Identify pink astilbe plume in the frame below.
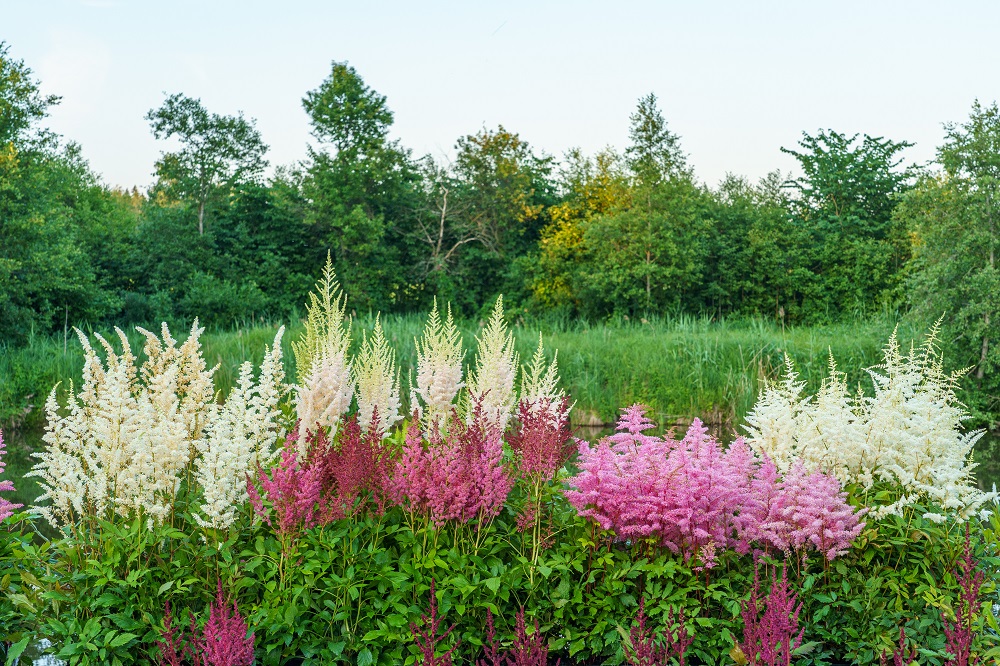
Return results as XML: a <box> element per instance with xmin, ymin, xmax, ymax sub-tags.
<box><xmin>411</xmin><ymin>579</ymin><xmax>459</xmax><ymax>666</ymax></box>
<box><xmin>312</xmin><ymin>411</ymin><xmax>394</xmax><ymax>520</ymax></box>
<box><xmin>391</xmin><ymin>406</ymin><xmax>513</xmax><ymax>526</ymax></box>
<box><xmin>246</xmin><ymin>426</ymin><xmax>323</xmax><ymax>537</ymax></box>
<box><xmin>623</xmin><ymin>597</ymin><xmax>694</xmax><ymax>666</ymax></box>
<box><xmin>566</xmin><ymin>406</ymin><xmax>866</xmax><ymax>562</ymax></box>
<box><xmin>880</xmin><ymin>627</ymin><xmax>917</xmax><ymax>666</ymax></box>
<box><xmin>565</xmin><ymin>411</ymin><xmax>753</xmax><ymax>561</ymax></box>
<box><xmin>942</xmin><ymin>526</ymin><xmax>984</xmax><ymax>666</ymax></box>
<box><xmin>509</xmin><ymin>397</ymin><xmax>574</xmax><ymax>481</ymax></box>
<box><xmin>478</xmin><ymin>608</ymin><xmax>559</xmax><ymax>666</ymax></box>
<box><xmin>747</xmin><ymin>458</ymin><xmax>866</xmax><ymax>561</ymax></box>
<box><xmin>0</xmin><ymin>431</ymin><xmax>23</xmax><ymax>522</ymax></box>
<box><xmin>190</xmin><ymin>580</ymin><xmax>255</xmax><ymax>666</ymax></box>
<box><xmin>158</xmin><ymin>582</ymin><xmax>255</xmax><ymax>666</ymax></box>
<box><xmin>155</xmin><ymin>602</ymin><xmax>188</xmax><ymax>666</ymax></box>
<box><xmin>739</xmin><ymin>565</ymin><xmax>803</xmax><ymax>666</ymax></box>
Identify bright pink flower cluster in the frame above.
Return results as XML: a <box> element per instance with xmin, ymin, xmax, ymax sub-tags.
<box><xmin>157</xmin><ymin>581</ymin><xmax>255</xmax><ymax>666</ymax></box>
<box><xmin>565</xmin><ymin>405</ymin><xmax>864</xmax><ymax>562</ymax></box>
<box><xmin>247</xmin><ymin>427</ymin><xmax>323</xmax><ymax>537</ymax></box>
<box><xmin>747</xmin><ymin>458</ymin><xmax>866</xmax><ymax>560</ymax></box>
<box><xmin>0</xmin><ymin>431</ymin><xmax>23</xmax><ymax>522</ymax></box>
<box><xmin>0</xmin><ymin>432</ymin><xmax>24</xmax><ymax>523</ymax></box>
<box><xmin>390</xmin><ymin>407</ymin><xmax>513</xmax><ymax>526</ymax></box>
<box><xmin>508</xmin><ymin>398</ymin><xmax>574</xmax><ymax>481</ymax></box>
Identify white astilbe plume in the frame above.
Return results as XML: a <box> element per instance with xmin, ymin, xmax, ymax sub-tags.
<box><xmin>519</xmin><ymin>333</ymin><xmax>569</xmax><ymax>425</ymax></box>
<box><xmin>30</xmin><ymin>327</ymin><xmax>199</xmax><ymax>529</ymax></box>
<box><xmin>412</xmin><ymin>298</ymin><xmax>465</xmax><ymax>426</ymax></box>
<box><xmin>744</xmin><ymin>322</ymin><xmax>994</xmax><ymax>521</ymax></box>
<box><xmin>467</xmin><ymin>296</ymin><xmax>519</xmax><ymax>432</ymax></box>
<box><xmin>354</xmin><ymin>315</ymin><xmax>401</xmax><ymax>436</ymax></box>
<box><xmin>195</xmin><ymin>327</ymin><xmax>286</xmax><ymax>530</ymax></box>
<box><xmin>293</xmin><ymin>254</ymin><xmax>353</xmax><ymax>445</ymax></box>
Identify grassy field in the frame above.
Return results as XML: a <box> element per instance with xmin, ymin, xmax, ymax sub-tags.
<box><xmin>0</xmin><ymin>313</ymin><xmax>958</xmax><ymax>508</ymax></box>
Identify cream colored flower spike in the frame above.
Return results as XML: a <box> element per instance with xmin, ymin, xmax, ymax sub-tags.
<box><xmin>467</xmin><ymin>295</ymin><xmax>519</xmax><ymax>432</ymax></box>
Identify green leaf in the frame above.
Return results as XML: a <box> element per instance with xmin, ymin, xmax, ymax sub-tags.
<box><xmin>158</xmin><ymin>581</ymin><xmax>174</xmax><ymax>595</ymax></box>
<box><xmin>357</xmin><ymin>648</ymin><xmax>373</xmax><ymax>666</ymax></box>
<box><xmin>5</xmin><ymin>636</ymin><xmax>30</xmax><ymax>666</ymax></box>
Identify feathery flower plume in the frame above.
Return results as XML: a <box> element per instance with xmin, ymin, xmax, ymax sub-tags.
<box><xmin>623</xmin><ymin>597</ymin><xmax>693</xmax><ymax>666</ymax></box>
<box><xmin>411</xmin><ymin>579</ymin><xmax>458</xmax><ymax>666</ymax></box>
<box><xmin>293</xmin><ymin>253</ymin><xmax>353</xmax><ymax>444</ymax></box>
<box><xmin>478</xmin><ymin>607</ymin><xmax>557</xmax><ymax>666</ymax></box>
<box><xmin>942</xmin><ymin>526</ymin><xmax>984</xmax><ymax>666</ymax></box>
<box><xmin>467</xmin><ymin>296</ymin><xmax>519</xmax><ymax>432</ymax></box>
<box><xmin>391</xmin><ymin>406</ymin><xmax>513</xmax><ymax>526</ymax></box>
<box><xmin>519</xmin><ymin>333</ymin><xmax>568</xmax><ymax>426</ymax></box>
<box><xmin>412</xmin><ymin>299</ymin><xmax>465</xmax><ymax>428</ymax></box>
<box><xmin>195</xmin><ymin>328</ymin><xmax>286</xmax><ymax>530</ymax></box>
<box><xmin>30</xmin><ymin>326</ymin><xmax>198</xmax><ymax>528</ymax></box>
<box><xmin>191</xmin><ymin>580</ymin><xmax>256</xmax><ymax>666</ymax></box>
<box><xmin>509</xmin><ymin>397</ymin><xmax>573</xmax><ymax>481</ymax></box>
<box><xmin>246</xmin><ymin>427</ymin><xmax>323</xmax><ymax>538</ymax></box>
<box><xmin>566</xmin><ymin>406</ymin><xmax>864</xmax><ymax>562</ymax></box>
<box><xmin>739</xmin><ymin>565</ymin><xmax>803</xmax><ymax>666</ymax></box>
<box><xmin>155</xmin><ymin>602</ymin><xmax>188</xmax><ymax>666</ymax></box>
<box><xmin>0</xmin><ymin>431</ymin><xmax>23</xmax><ymax>522</ymax></box>
<box><xmin>880</xmin><ymin>627</ymin><xmax>917</xmax><ymax>666</ymax></box>
<box><xmin>311</xmin><ymin>412</ymin><xmax>394</xmax><ymax>520</ymax></box>
<box><xmin>744</xmin><ymin>323</ymin><xmax>994</xmax><ymax>519</ymax></box>
<box><xmin>354</xmin><ymin>315</ymin><xmax>402</xmax><ymax>436</ymax></box>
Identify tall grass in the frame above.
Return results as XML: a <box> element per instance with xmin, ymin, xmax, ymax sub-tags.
<box><xmin>1</xmin><ymin>313</ymin><xmax>931</xmax><ymax>507</ymax></box>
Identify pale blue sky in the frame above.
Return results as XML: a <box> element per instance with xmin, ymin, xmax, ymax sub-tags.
<box><xmin>4</xmin><ymin>1</ymin><xmax>999</xmax><ymax>189</ymax></box>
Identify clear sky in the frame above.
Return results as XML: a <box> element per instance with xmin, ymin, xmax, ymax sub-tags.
<box><xmin>4</xmin><ymin>0</ymin><xmax>999</xmax><ymax>190</ymax></box>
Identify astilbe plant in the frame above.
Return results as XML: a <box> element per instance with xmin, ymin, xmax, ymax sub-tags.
<box><xmin>0</xmin><ymin>431</ymin><xmax>23</xmax><ymax>522</ymax></box>
<box><xmin>411</xmin><ymin>579</ymin><xmax>458</xmax><ymax>666</ymax></box>
<box><xmin>739</xmin><ymin>565</ymin><xmax>803</xmax><ymax>666</ymax></box>
<box><xmin>880</xmin><ymin>627</ymin><xmax>917</xmax><ymax>666</ymax></box>
<box><xmin>747</xmin><ymin>458</ymin><xmax>866</xmax><ymax>561</ymax></box>
<box><xmin>942</xmin><ymin>526</ymin><xmax>984</xmax><ymax>666</ymax></box>
<box><xmin>744</xmin><ymin>324</ymin><xmax>995</xmax><ymax>520</ymax></box>
<box><xmin>566</xmin><ymin>405</ymin><xmax>865</xmax><ymax>564</ymax></box>
<box><xmin>411</xmin><ymin>298</ymin><xmax>465</xmax><ymax>429</ymax></box>
<box><xmin>479</xmin><ymin>607</ymin><xmax>559</xmax><ymax>666</ymax></box>
<box><xmin>390</xmin><ymin>405</ymin><xmax>513</xmax><ymax>528</ymax></box>
<box><xmin>354</xmin><ymin>315</ymin><xmax>402</xmax><ymax>436</ymax></box>
<box><xmin>157</xmin><ymin>581</ymin><xmax>255</xmax><ymax>666</ymax></box>
<box><xmin>293</xmin><ymin>254</ymin><xmax>354</xmax><ymax>446</ymax></box>
<box><xmin>246</xmin><ymin>426</ymin><xmax>323</xmax><ymax>538</ymax></box>
<box><xmin>311</xmin><ymin>411</ymin><xmax>394</xmax><ymax>519</ymax></box>
<box><xmin>466</xmin><ymin>296</ymin><xmax>519</xmax><ymax>432</ymax></box>
<box><xmin>509</xmin><ymin>396</ymin><xmax>574</xmax><ymax>561</ymax></box>
<box><xmin>623</xmin><ymin>597</ymin><xmax>693</xmax><ymax>666</ymax></box>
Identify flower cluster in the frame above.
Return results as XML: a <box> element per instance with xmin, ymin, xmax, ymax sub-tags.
<box><xmin>623</xmin><ymin>597</ymin><xmax>692</xmax><ymax>666</ymax></box>
<box><xmin>157</xmin><ymin>581</ymin><xmax>254</xmax><ymax>666</ymax></box>
<box><xmin>411</xmin><ymin>299</ymin><xmax>465</xmax><ymax>428</ymax></box>
<box><xmin>293</xmin><ymin>255</ymin><xmax>354</xmax><ymax>444</ymax></box>
<box><xmin>390</xmin><ymin>406</ymin><xmax>513</xmax><ymax>526</ymax></box>
<box><xmin>30</xmin><ymin>322</ymin><xmax>285</xmax><ymax>531</ymax></box>
<box><xmin>739</xmin><ymin>565</ymin><xmax>804</xmax><ymax>666</ymax></box>
<box><xmin>312</xmin><ymin>412</ymin><xmax>394</xmax><ymax>519</ymax></box>
<box><xmin>479</xmin><ymin>607</ymin><xmax>557</xmax><ymax>666</ymax></box>
<box><xmin>247</xmin><ymin>427</ymin><xmax>323</xmax><ymax>538</ymax></box>
<box><xmin>466</xmin><ymin>296</ymin><xmax>519</xmax><ymax>432</ymax></box>
<box><xmin>565</xmin><ymin>405</ymin><xmax>864</xmax><ymax>562</ymax></box>
<box><xmin>508</xmin><ymin>397</ymin><xmax>573</xmax><ymax>482</ymax></box>
<box><xmin>744</xmin><ymin>325</ymin><xmax>995</xmax><ymax>520</ymax></box>
<box><xmin>0</xmin><ymin>431</ymin><xmax>23</xmax><ymax>522</ymax></box>
<box><xmin>354</xmin><ymin>316</ymin><xmax>402</xmax><ymax>437</ymax></box>
<box><xmin>194</xmin><ymin>328</ymin><xmax>286</xmax><ymax>530</ymax></box>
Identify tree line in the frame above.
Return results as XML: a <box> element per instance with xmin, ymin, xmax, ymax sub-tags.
<box><xmin>0</xmin><ymin>41</ymin><xmax>996</xmax><ymax>430</ymax></box>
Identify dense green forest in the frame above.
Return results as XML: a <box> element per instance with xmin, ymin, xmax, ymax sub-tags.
<box><xmin>1</xmin><ymin>40</ymin><xmax>998</xmax><ymax>438</ymax></box>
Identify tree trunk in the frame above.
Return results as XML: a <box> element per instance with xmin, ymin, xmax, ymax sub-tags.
<box><xmin>198</xmin><ymin>199</ymin><xmax>205</xmax><ymax>235</ymax></box>
<box><xmin>979</xmin><ymin>313</ymin><xmax>990</xmax><ymax>380</ymax></box>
